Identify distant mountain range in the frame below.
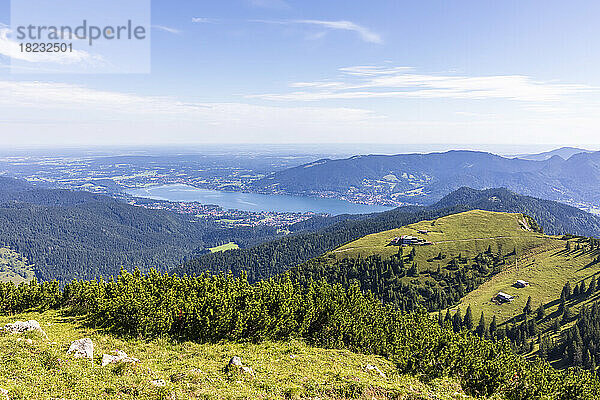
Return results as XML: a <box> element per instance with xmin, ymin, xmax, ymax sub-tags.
<box><xmin>252</xmin><ymin>150</ymin><xmax>600</xmax><ymax>210</ymax></box>
<box><xmin>513</xmin><ymin>146</ymin><xmax>595</xmax><ymax>161</ymax></box>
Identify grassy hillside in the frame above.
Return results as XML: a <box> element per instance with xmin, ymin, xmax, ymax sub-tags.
<box><xmin>321</xmin><ymin>210</ymin><xmax>600</xmax><ymax>324</ymax></box>
<box><xmin>0</xmin><ymin>247</ymin><xmax>34</xmax><ymax>284</ymax></box>
<box><xmin>457</xmin><ymin>238</ymin><xmax>600</xmax><ymax>325</ymax></box>
<box><xmin>332</xmin><ymin>210</ymin><xmax>555</xmax><ymax>274</ymax></box>
<box><xmin>0</xmin><ymin>310</ymin><xmax>474</xmax><ymax>400</ymax></box>
<box><xmin>209</xmin><ymin>241</ymin><xmax>239</xmax><ymax>253</ymax></box>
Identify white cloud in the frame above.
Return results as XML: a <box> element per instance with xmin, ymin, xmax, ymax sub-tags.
<box><xmin>250</xmin><ymin>65</ymin><xmax>596</xmax><ymax>102</ymax></box>
<box><xmin>252</xmin><ymin>19</ymin><xmax>382</xmax><ymax>44</ymax></box>
<box><xmin>0</xmin><ymin>80</ymin><xmax>381</xmax><ymax>145</ymax></box>
<box><xmin>247</xmin><ymin>0</ymin><xmax>291</xmax><ymax>10</ymax></box>
<box><xmin>152</xmin><ymin>25</ymin><xmax>182</xmax><ymax>35</ymax></box>
<box><xmin>294</xmin><ymin>20</ymin><xmax>382</xmax><ymax>44</ymax></box>
<box><xmin>191</xmin><ymin>18</ymin><xmax>214</xmax><ymax>24</ymax></box>
<box><xmin>0</xmin><ymin>24</ymin><xmax>102</xmax><ymax>65</ymax></box>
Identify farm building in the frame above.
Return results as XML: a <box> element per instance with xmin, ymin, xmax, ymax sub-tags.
<box><xmin>514</xmin><ymin>280</ymin><xmax>529</xmax><ymax>288</ymax></box>
<box><xmin>495</xmin><ymin>292</ymin><xmax>515</xmax><ymax>303</ymax></box>
<box><xmin>390</xmin><ymin>235</ymin><xmax>431</xmax><ymax>246</ymax></box>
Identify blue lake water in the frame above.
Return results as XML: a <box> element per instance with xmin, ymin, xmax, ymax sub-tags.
<box><xmin>126</xmin><ymin>184</ymin><xmax>393</xmax><ymax>215</ymax></box>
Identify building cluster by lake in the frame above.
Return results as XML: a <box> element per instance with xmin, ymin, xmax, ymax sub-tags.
<box><xmin>128</xmin><ymin>198</ymin><xmax>325</xmax><ymax>228</ymax></box>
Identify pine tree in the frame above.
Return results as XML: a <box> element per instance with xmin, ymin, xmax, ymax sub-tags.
<box><xmin>523</xmin><ymin>296</ymin><xmax>533</xmax><ymax>316</ymax></box>
<box><xmin>489</xmin><ymin>315</ymin><xmax>497</xmax><ymax>336</ymax></box>
<box><xmin>464</xmin><ymin>305</ymin><xmax>474</xmax><ymax>330</ymax></box>
<box><xmin>536</xmin><ymin>304</ymin><xmax>546</xmax><ymax>320</ymax></box>
<box><xmin>553</xmin><ymin>319</ymin><xmax>561</xmax><ymax>333</ymax></box>
<box><xmin>409</xmin><ymin>262</ymin><xmax>419</xmax><ymax>277</ymax></box>
<box><xmin>444</xmin><ymin>308</ymin><xmax>452</xmax><ymax>325</ymax></box>
<box><xmin>588</xmin><ymin>276</ymin><xmax>597</xmax><ymax>296</ymax></box>
<box><xmin>452</xmin><ymin>308</ymin><xmax>462</xmax><ymax>333</ymax></box>
<box><xmin>562</xmin><ymin>306</ymin><xmax>573</xmax><ymax>323</ymax></box>
<box><xmin>562</xmin><ymin>282</ymin><xmax>572</xmax><ymax>299</ymax></box>
<box><xmin>475</xmin><ymin>312</ymin><xmax>486</xmax><ymax>337</ymax></box>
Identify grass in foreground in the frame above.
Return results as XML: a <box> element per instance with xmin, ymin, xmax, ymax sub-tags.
<box><xmin>0</xmin><ymin>310</ymin><xmax>476</xmax><ymax>400</ymax></box>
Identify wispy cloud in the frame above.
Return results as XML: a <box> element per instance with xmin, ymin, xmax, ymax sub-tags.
<box><xmin>191</xmin><ymin>18</ymin><xmax>216</xmax><ymax>24</ymax></box>
<box><xmin>0</xmin><ymin>23</ymin><xmax>101</xmax><ymax>65</ymax></box>
<box><xmin>295</xmin><ymin>20</ymin><xmax>382</xmax><ymax>44</ymax></box>
<box><xmin>252</xmin><ymin>19</ymin><xmax>382</xmax><ymax>44</ymax></box>
<box><xmin>152</xmin><ymin>25</ymin><xmax>182</xmax><ymax>35</ymax></box>
<box><xmin>249</xmin><ymin>65</ymin><xmax>596</xmax><ymax>102</ymax></box>
<box><xmin>247</xmin><ymin>0</ymin><xmax>291</xmax><ymax>10</ymax></box>
<box><xmin>0</xmin><ymin>79</ymin><xmax>378</xmax><ymax>126</ymax></box>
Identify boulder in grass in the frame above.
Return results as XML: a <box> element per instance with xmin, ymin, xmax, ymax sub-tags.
<box><xmin>67</xmin><ymin>338</ymin><xmax>94</xmax><ymax>359</ymax></box>
<box><xmin>229</xmin><ymin>356</ymin><xmax>242</xmax><ymax>366</ymax></box>
<box><xmin>227</xmin><ymin>356</ymin><xmax>254</xmax><ymax>376</ymax></box>
<box><xmin>4</xmin><ymin>320</ymin><xmax>47</xmax><ymax>338</ymax></box>
<box><xmin>365</xmin><ymin>364</ymin><xmax>386</xmax><ymax>378</ymax></box>
<box><xmin>101</xmin><ymin>350</ymin><xmax>139</xmax><ymax>367</ymax></box>
<box><xmin>150</xmin><ymin>379</ymin><xmax>166</xmax><ymax>387</ymax></box>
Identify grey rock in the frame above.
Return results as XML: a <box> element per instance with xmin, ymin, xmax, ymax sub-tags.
<box><xmin>67</xmin><ymin>338</ymin><xmax>94</xmax><ymax>359</ymax></box>
<box><xmin>365</xmin><ymin>364</ymin><xmax>386</xmax><ymax>378</ymax></box>
<box><xmin>150</xmin><ymin>379</ymin><xmax>166</xmax><ymax>387</ymax></box>
<box><xmin>229</xmin><ymin>356</ymin><xmax>243</xmax><ymax>366</ymax></box>
<box><xmin>101</xmin><ymin>350</ymin><xmax>139</xmax><ymax>367</ymax></box>
<box><xmin>4</xmin><ymin>320</ymin><xmax>47</xmax><ymax>338</ymax></box>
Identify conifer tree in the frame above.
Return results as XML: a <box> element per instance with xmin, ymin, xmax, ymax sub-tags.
<box><xmin>452</xmin><ymin>308</ymin><xmax>462</xmax><ymax>333</ymax></box>
<box><xmin>523</xmin><ymin>296</ymin><xmax>533</xmax><ymax>316</ymax></box>
<box><xmin>536</xmin><ymin>304</ymin><xmax>546</xmax><ymax>320</ymax></box>
<box><xmin>475</xmin><ymin>312</ymin><xmax>487</xmax><ymax>337</ymax></box>
<box><xmin>588</xmin><ymin>276</ymin><xmax>597</xmax><ymax>296</ymax></box>
<box><xmin>489</xmin><ymin>315</ymin><xmax>497</xmax><ymax>336</ymax></box>
<box><xmin>464</xmin><ymin>305</ymin><xmax>474</xmax><ymax>330</ymax></box>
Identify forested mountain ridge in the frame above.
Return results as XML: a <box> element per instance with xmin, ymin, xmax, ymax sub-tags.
<box><xmin>176</xmin><ymin>187</ymin><xmax>600</xmax><ymax>280</ymax></box>
<box><xmin>252</xmin><ymin>150</ymin><xmax>600</xmax><ymax>209</ymax></box>
<box><xmin>0</xmin><ymin>177</ymin><xmax>278</xmax><ymax>282</ymax></box>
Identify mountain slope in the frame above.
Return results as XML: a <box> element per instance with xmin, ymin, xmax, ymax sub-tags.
<box><xmin>290</xmin><ymin>210</ymin><xmax>565</xmax><ymax>312</ymax></box>
<box><xmin>432</xmin><ymin>187</ymin><xmax>600</xmax><ymax>236</ymax></box>
<box><xmin>0</xmin><ymin>310</ymin><xmax>472</xmax><ymax>400</ymax></box>
<box><xmin>252</xmin><ymin>150</ymin><xmax>600</xmax><ymax>209</ymax></box>
<box><xmin>177</xmin><ymin>187</ymin><xmax>600</xmax><ymax>281</ymax></box>
<box><xmin>0</xmin><ymin>177</ymin><xmax>278</xmax><ymax>282</ymax></box>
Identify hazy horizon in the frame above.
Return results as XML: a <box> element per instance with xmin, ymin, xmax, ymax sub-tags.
<box><xmin>2</xmin><ymin>1</ymin><xmax>600</xmax><ymax>147</ymax></box>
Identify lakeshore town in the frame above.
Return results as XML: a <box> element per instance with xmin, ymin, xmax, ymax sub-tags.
<box><xmin>128</xmin><ymin>196</ymin><xmax>325</xmax><ymax>228</ymax></box>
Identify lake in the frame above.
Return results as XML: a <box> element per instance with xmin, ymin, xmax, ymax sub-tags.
<box><xmin>126</xmin><ymin>184</ymin><xmax>393</xmax><ymax>215</ymax></box>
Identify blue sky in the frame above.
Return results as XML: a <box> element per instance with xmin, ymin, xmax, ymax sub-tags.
<box><xmin>1</xmin><ymin>0</ymin><xmax>600</xmax><ymax>148</ymax></box>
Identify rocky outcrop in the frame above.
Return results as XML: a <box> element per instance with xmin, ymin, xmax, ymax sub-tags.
<box><xmin>3</xmin><ymin>320</ymin><xmax>47</xmax><ymax>338</ymax></box>
<box><xmin>365</xmin><ymin>363</ymin><xmax>386</xmax><ymax>378</ymax></box>
<box><xmin>101</xmin><ymin>350</ymin><xmax>139</xmax><ymax>367</ymax></box>
<box><xmin>67</xmin><ymin>338</ymin><xmax>94</xmax><ymax>359</ymax></box>
<box><xmin>227</xmin><ymin>356</ymin><xmax>254</xmax><ymax>375</ymax></box>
